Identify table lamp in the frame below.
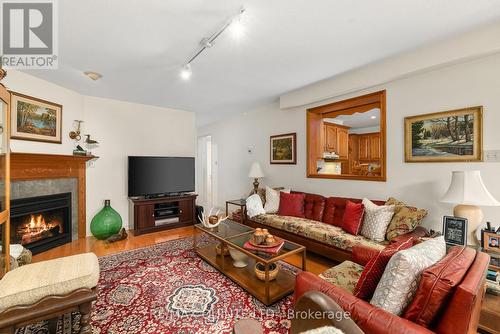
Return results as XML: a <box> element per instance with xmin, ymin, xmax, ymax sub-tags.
<box><xmin>248</xmin><ymin>162</ymin><xmax>264</xmax><ymax>194</ymax></box>
<box><xmin>441</xmin><ymin>170</ymin><xmax>500</xmax><ymax>245</ymax></box>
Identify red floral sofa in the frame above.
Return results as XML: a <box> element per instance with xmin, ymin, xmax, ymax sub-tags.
<box><xmin>244</xmin><ymin>191</ymin><xmax>428</xmax><ymax>262</ymax></box>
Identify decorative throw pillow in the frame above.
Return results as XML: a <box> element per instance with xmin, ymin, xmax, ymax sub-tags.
<box><xmin>248</xmin><ymin>187</ymin><xmax>285</xmax><ymax>207</ymax></box>
<box><xmin>245</xmin><ymin>194</ymin><xmax>266</xmax><ymax>218</ymax></box>
<box><xmin>370</xmin><ymin>236</ymin><xmax>446</xmax><ymax>315</ymax></box>
<box><xmin>385</xmin><ymin>197</ymin><xmax>428</xmax><ymax>241</ymax></box>
<box><xmin>278</xmin><ymin>192</ymin><xmax>306</xmax><ymax>218</ymax></box>
<box><xmin>341</xmin><ymin>201</ymin><xmax>365</xmax><ymax>235</ymax></box>
<box><xmin>354</xmin><ymin>237</ymin><xmax>415</xmax><ymax>300</ymax></box>
<box><xmin>248</xmin><ymin>188</ymin><xmax>267</xmax><ymax>206</ymax></box>
<box><xmin>403</xmin><ymin>246</ymin><xmax>475</xmax><ymax>327</ymax></box>
<box><xmin>263</xmin><ymin>186</ymin><xmax>290</xmax><ymax>213</ymax></box>
<box><xmin>360</xmin><ymin>198</ymin><xmax>395</xmax><ymax>242</ymax></box>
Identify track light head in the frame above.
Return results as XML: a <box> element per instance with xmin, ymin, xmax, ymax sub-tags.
<box><xmin>180</xmin><ymin>64</ymin><xmax>192</xmax><ymax>80</ymax></box>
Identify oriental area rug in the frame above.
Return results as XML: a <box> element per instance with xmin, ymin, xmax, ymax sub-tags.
<box><xmin>16</xmin><ymin>237</ymin><xmax>296</xmax><ymax>334</ymax></box>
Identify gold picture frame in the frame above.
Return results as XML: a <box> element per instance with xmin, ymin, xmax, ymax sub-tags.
<box><xmin>10</xmin><ymin>92</ymin><xmax>63</xmax><ymax>144</ymax></box>
<box><xmin>404</xmin><ymin>106</ymin><xmax>482</xmax><ymax>162</ymax></box>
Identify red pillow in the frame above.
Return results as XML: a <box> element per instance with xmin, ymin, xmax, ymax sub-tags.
<box><xmin>341</xmin><ymin>201</ymin><xmax>364</xmax><ymax>235</ymax></box>
<box><xmin>278</xmin><ymin>192</ymin><xmax>305</xmax><ymax>218</ymax></box>
<box><xmin>353</xmin><ymin>237</ymin><xmax>415</xmax><ymax>300</ymax></box>
<box><xmin>403</xmin><ymin>246</ymin><xmax>476</xmax><ymax>327</ymax></box>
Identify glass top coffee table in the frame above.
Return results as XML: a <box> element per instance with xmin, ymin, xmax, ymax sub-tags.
<box><xmin>194</xmin><ymin>219</ymin><xmax>306</xmax><ymax>306</ymax></box>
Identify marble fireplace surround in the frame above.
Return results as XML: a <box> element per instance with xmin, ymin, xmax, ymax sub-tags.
<box><xmin>11</xmin><ymin>153</ymin><xmax>95</xmax><ymax>239</ymax></box>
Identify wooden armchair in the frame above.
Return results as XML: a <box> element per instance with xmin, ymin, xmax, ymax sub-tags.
<box><xmin>0</xmin><ymin>253</ymin><xmax>99</xmax><ymax>334</ymax></box>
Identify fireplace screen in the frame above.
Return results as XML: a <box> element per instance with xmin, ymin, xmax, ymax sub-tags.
<box><xmin>9</xmin><ymin>193</ymin><xmax>72</xmax><ymax>254</ymax></box>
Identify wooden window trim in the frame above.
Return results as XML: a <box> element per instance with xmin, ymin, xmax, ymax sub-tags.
<box><xmin>306</xmin><ymin>90</ymin><xmax>387</xmax><ymax>182</ymax></box>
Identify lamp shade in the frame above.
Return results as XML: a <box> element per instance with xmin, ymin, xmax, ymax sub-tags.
<box><xmin>440</xmin><ymin>171</ymin><xmax>500</xmax><ymax>206</ymax></box>
<box><xmin>248</xmin><ymin>162</ymin><xmax>264</xmax><ymax>178</ymax></box>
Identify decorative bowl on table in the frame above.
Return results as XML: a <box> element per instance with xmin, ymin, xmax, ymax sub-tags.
<box><xmin>249</xmin><ymin>228</ymin><xmax>282</xmax><ymax>248</ymax></box>
<box><xmin>228</xmin><ymin>247</ymin><xmax>249</xmax><ymax>268</ymax></box>
<box><xmin>255</xmin><ymin>262</ymin><xmax>279</xmax><ymax>281</ymax></box>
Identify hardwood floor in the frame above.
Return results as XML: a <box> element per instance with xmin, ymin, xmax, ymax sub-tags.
<box><xmin>33</xmin><ymin>226</ymin><xmax>336</xmax><ymax>275</ymax></box>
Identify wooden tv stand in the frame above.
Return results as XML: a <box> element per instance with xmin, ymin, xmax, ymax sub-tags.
<box><xmin>129</xmin><ymin>194</ymin><xmax>197</xmax><ymax>235</ymax></box>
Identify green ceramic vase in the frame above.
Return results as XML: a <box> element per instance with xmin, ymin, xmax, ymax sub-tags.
<box><xmin>90</xmin><ymin>200</ymin><xmax>122</xmax><ymax>240</ymax></box>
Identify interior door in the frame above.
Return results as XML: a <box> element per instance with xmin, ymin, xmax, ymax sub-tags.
<box><xmin>0</xmin><ymin>82</ymin><xmax>10</xmax><ymax>276</ymax></box>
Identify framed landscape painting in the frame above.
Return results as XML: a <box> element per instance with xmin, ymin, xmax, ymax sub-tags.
<box><xmin>404</xmin><ymin>106</ymin><xmax>482</xmax><ymax>162</ymax></box>
<box><xmin>270</xmin><ymin>133</ymin><xmax>296</xmax><ymax>164</ymax></box>
<box><xmin>10</xmin><ymin>92</ymin><xmax>62</xmax><ymax>143</ymax></box>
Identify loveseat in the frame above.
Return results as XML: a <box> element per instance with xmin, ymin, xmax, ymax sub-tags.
<box><xmin>294</xmin><ymin>245</ymin><xmax>490</xmax><ymax>334</ymax></box>
<box><xmin>244</xmin><ymin>191</ymin><xmax>428</xmax><ymax>262</ymax></box>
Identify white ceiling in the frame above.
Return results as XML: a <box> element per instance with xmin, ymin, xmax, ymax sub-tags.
<box><xmin>325</xmin><ymin>108</ymin><xmax>380</xmax><ymax>129</ymax></box>
<box><xmin>24</xmin><ymin>0</ymin><xmax>500</xmax><ymax>126</ymax></box>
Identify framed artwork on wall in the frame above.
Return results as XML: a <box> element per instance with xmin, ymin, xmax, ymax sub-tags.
<box><xmin>10</xmin><ymin>92</ymin><xmax>62</xmax><ymax>144</ymax></box>
<box><xmin>442</xmin><ymin>216</ymin><xmax>467</xmax><ymax>246</ymax></box>
<box><xmin>404</xmin><ymin>106</ymin><xmax>482</xmax><ymax>162</ymax></box>
<box><xmin>270</xmin><ymin>133</ymin><xmax>296</xmax><ymax>164</ymax></box>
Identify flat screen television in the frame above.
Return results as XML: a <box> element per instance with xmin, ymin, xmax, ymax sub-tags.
<box><xmin>128</xmin><ymin>156</ymin><xmax>195</xmax><ymax>197</ymax></box>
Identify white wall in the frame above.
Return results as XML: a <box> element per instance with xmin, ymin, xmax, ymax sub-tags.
<box><xmin>4</xmin><ymin>71</ymin><xmax>195</xmax><ymax>235</ymax></box>
<box><xmin>84</xmin><ymin>96</ymin><xmax>195</xmax><ymax>231</ymax></box>
<box><xmin>198</xmin><ymin>53</ymin><xmax>500</xmax><ymax>231</ymax></box>
<box><xmin>5</xmin><ymin>71</ymin><xmax>84</xmax><ymax>154</ymax></box>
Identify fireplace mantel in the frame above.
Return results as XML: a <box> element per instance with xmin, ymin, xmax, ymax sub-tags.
<box><xmin>11</xmin><ymin>152</ymin><xmax>97</xmax><ymax>238</ymax></box>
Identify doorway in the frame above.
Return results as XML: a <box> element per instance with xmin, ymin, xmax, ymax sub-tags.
<box><xmin>197</xmin><ymin>135</ymin><xmax>217</xmax><ymax>211</ymax></box>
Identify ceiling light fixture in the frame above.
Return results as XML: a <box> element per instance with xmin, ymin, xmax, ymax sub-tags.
<box><xmin>180</xmin><ymin>64</ymin><xmax>192</xmax><ymax>80</ymax></box>
<box><xmin>84</xmin><ymin>71</ymin><xmax>102</xmax><ymax>81</ymax></box>
<box><xmin>370</xmin><ymin>115</ymin><xmax>377</xmax><ymax>119</ymax></box>
<box><xmin>179</xmin><ymin>7</ymin><xmax>246</xmax><ymax>80</ymax></box>
<box><xmin>228</xmin><ymin>14</ymin><xmax>245</xmax><ymax>40</ymax></box>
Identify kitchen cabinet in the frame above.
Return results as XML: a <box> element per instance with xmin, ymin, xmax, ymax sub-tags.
<box><xmin>324</xmin><ymin>124</ymin><xmax>337</xmax><ymax>151</ymax></box>
<box><xmin>369</xmin><ymin>133</ymin><xmax>381</xmax><ymax>160</ymax></box>
<box><xmin>358</xmin><ymin>132</ymin><xmax>381</xmax><ymax>162</ymax></box>
<box><xmin>323</xmin><ymin>123</ymin><xmax>349</xmax><ymax>160</ymax></box>
<box><xmin>336</xmin><ymin>127</ymin><xmax>349</xmax><ymax>160</ymax></box>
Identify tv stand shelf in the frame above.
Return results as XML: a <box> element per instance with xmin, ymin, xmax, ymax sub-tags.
<box><xmin>129</xmin><ymin>194</ymin><xmax>197</xmax><ymax>235</ymax></box>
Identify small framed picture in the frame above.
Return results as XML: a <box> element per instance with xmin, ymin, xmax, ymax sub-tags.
<box><xmin>270</xmin><ymin>133</ymin><xmax>296</xmax><ymax>164</ymax></box>
<box><xmin>483</xmin><ymin>232</ymin><xmax>500</xmax><ymax>253</ymax></box>
<box><xmin>443</xmin><ymin>216</ymin><xmax>468</xmax><ymax>246</ymax></box>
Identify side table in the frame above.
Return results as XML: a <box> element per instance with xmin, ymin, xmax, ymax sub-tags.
<box><xmin>225</xmin><ymin>199</ymin><xmax>246</xmax><ymax>224</ymax></box>
<box><xmin>479</xmin><ymin>292</ymin><xmax>500</xmax><ymax>334</ymax></box>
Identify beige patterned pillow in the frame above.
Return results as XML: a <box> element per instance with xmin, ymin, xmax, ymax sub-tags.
<box><xmin>247</xmin><ymin>187</ymin><xmax>284</xmax><ymax>206</ymax></box>
<box><xmin>360</xmin><ymin>198</ymin><xmax>395</xmax><ymax>242</ymax></box>
<box><xmin>385</xmin><ymin>198</ymin><xmax>428</xmax><ymax>241</ymax></box>
<box><xmin>263</xmin><ymin>186</ymin><xmax>290</xmax><ymax>214</ymax></box>
<box><xmin>370</xmin><ymin>236</ymin><xmax>446</xmax><ymax>315</ymax></box>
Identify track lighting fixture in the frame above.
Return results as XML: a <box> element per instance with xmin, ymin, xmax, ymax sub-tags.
<box><xmin>179</xmin><ymin>7</ymin><xmax>246</xmax><ymax>80</ymax></box>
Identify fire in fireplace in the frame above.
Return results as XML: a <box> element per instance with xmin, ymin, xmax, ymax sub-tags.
<box><xmin>17</xmin><ymin>213</ymin><xmax>64</xmax><ymax>245</ymax></box>
<box><xmin>9</xmin><ymin>193</ymin><xmax>72</xmax><ymax>255</ymax></box>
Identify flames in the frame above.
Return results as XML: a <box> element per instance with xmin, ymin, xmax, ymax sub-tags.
<box><xmin>29</xmin><ymin>214</ymin><xmax>46</xmax><ymax>230</ymax></box>
<box><xmin>18</xmin><ymin>214</ymin><xmax>62</xmax><ymax>245</ymax></box>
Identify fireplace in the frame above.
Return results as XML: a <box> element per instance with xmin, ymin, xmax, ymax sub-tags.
<box><xmin>10</xmin><ymin>193</ymin><xmax>72</xmax><ymax>254</ymax></box>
